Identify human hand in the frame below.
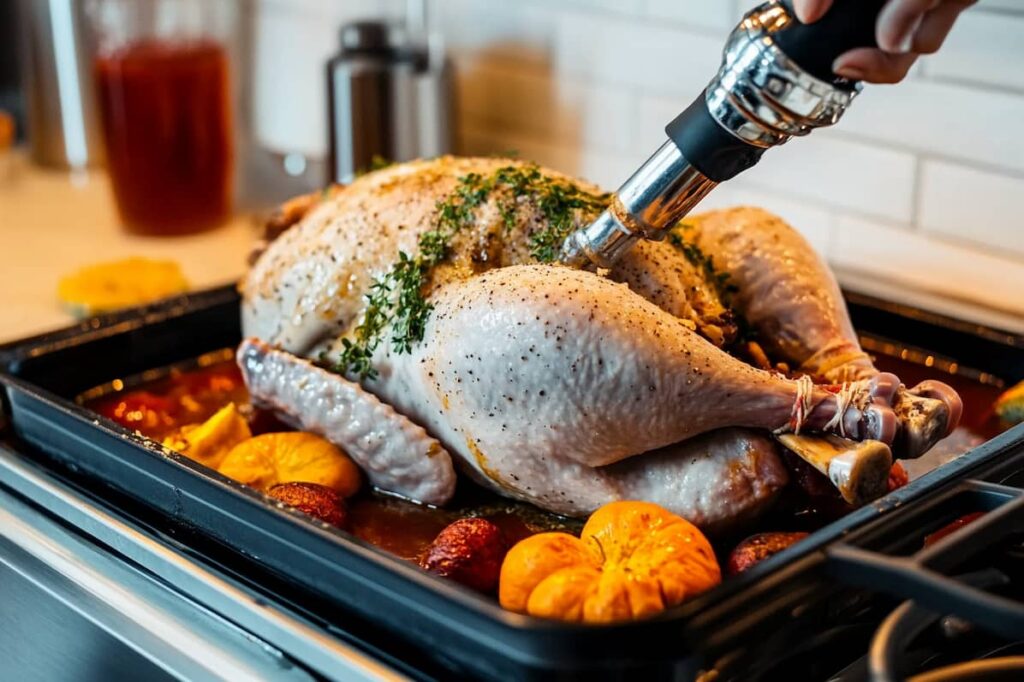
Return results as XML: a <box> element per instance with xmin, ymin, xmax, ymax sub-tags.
<box><xmin>791</xmin><ymin>0</ymin><xmax>977</xmax><ymax>83</ymax></box>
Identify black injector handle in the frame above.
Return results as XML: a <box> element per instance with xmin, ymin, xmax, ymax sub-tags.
<box><xmin>775</xmin><ymin>0</ymin><xmax>885</xmax><ymax>84</ymax></box>
<box><xmin>667</xmin><ymin>0</ymin><xmax>887</xmax><ymax>183</ymax></box>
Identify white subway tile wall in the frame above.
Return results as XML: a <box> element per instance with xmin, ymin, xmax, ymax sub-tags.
<box><xmin>740</xmin><ymin>132</ymin><xmax>918</xmax><ymax>224</ymax></box>
<box><xmin>253</xmin><ymin>0</ymin><xmax>405</xmax><ymax>155</ymax></box>
<box><xmin>924</xmin><ymin>9</ymin><xmax>1024</xmax><ymax>92</ymax></box>
<box><xmin>920</xmin><ymin>161</ymin><xmax>1024</xmax><ymax>259</ymax></box>
<box><xmin>832</xmin><ymin>214</ymin><xmax>1024</xmax><ymax>314</ymax></box>
<box><xmin>432</xmin><ymin>0</ymin><xmax>1024</xmax><ymax>320</ymax></box>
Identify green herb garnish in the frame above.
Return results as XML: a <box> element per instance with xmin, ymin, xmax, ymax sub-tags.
<box><xmin>667</xmin><ymin>227</ymin><xmax>753</xmax><ymax>345</ymax></box>
<box><xmin>667</xmin><ymin>231</ymin><xmax>737</xmax><ymax>298</ymax></box>
<box><xmin>332</xmin><ymin>163</ymin><xmax>609</xmax><ymax>378</ymax></box>
<box><xmin>487</xmin><ymin>164</ymin><xmax>610</xmax><ymax>262</ymax></box>
<box><xmin>370</xmin><ymin>155</ymin><xmax>393</xmax><ymax>171</ymax></box>
<box><xmin>352</xmin><ymin>155</ymin><xmax>395</xmax><ymax>179</ymax></box>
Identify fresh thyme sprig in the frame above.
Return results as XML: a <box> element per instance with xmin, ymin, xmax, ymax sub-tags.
<box><xmin>487</xmin><ymin>165</ymin><xmax>610</xmax><ymax>262</ymax></box>
<box><xmin>333</xmin><ymin>163</ymin><xmax>609</xmax><ymax>379</ymax></box>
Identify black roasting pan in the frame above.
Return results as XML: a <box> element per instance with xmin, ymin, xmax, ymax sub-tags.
<box><xmin>1</xmin><ymin>285</ymin><xmax>1022</xmax><ymax>680</ymax></box>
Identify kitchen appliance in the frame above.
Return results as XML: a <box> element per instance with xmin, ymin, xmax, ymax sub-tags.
<box><xmin>15</xmin><ymin>0</ymin><xmax>104</xmax><ymax>169</ymax></box>
<box><xmin>0</xmin><ymin>440</ymin><xmax>401</xmax><ymax>682</ymax></box>
<box><xmin>562</xmin><ymin>0</ymin><xmax>885</xmax><ymax>268</ymax></box>
<box><xmin>326</xmin><ymin>15</ymin><xmax>452</xmax><ymax>183</ymax></box>
<box><xmin>710</xmin><ymin>438</ymin><xmax>1024</xmax><ymax>681</ymax></box>
<box><xmin>2</xmin><ymin>286</ymin><xmax>1022</xmax><ymax>680</ymax></box>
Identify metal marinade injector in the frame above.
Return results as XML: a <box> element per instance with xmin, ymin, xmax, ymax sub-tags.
<box><xmin>560</xmin><ymin>0</ymin><xmax>887</xmax><ymax>269</ymax></box>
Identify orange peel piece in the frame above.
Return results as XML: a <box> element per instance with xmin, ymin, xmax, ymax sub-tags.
<box><xmin>217</xmin><ymin>432</ymin><xmax>361</xmax><ymax>497</ymax></box>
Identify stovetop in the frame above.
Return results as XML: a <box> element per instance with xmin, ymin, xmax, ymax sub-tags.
<box><xmin>717</xmin><ymin>432</ymin><xmax>1024</xmax><ymax>682</ymax></box>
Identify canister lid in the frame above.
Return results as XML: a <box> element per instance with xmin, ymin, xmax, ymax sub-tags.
<box><xmin>339</xmin><ymin>21</ymin><xmax>403</xmax><ymax>56</ymax></box>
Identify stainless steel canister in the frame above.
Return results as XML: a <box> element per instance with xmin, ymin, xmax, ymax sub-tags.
<box><xmin>16</xmin><ymin>0</ymin><xmax>103</xmax><ymax>169</ymax></box>
<box><xmin>326</xmin><ymin>18</ymin><xmax>452</xmax><ymax>184</ymax></box>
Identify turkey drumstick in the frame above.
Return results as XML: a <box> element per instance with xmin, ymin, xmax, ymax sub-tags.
<box><xmin>379</xmin><ymin>265</ymin><xmax>903</xmax><ymax>471</ymax></box>
<box><xmin>687</xmin><ymin>207</ymin><xmax>961</xmax><ymax>457</ymax></box>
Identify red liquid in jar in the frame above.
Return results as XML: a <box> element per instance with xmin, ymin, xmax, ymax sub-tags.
<box><xmin>95</xmin><ymin>40</ymin><xmax>233</xmax><ymax>235</ymax></box>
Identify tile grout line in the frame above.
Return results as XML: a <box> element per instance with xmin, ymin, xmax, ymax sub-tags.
<box><xmin>826</xmin><ymin>128</ymin><xmax>1024</xmax><ymax>181</ymax></box>
<box><xmin>909</xmin><ymin>156</ymin><xmax>924</xmax><ymax>230</ymax></box>
<box><xmin>919</xmin><ymin>72</ymin><xmax>1024</xmax><ymax>99</ymax></box>
<box><xmin>440</xmin><ymin>0</ymin><xmax>1024</xmax><ymax>274</ymax></box>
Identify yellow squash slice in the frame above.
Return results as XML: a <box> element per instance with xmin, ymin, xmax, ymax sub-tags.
<box><xmin>162</xmin><ymin>402</ymin><xmax>252</xmax><ymax>470</ymax></box>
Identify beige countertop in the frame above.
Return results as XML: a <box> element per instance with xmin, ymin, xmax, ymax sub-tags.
<box><xmin>0</xmin><ymin>153</ymin><xmax>256</xmax><ymax>344</ymax></box>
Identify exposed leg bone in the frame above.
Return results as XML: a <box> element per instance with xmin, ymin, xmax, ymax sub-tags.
<box><xmin>776</xmin><ymin>433</ymin><xmax>892</xmax><ymax>506</ymax></box>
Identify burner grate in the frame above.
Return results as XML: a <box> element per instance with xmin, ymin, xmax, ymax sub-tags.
<box><xmin>816</xmin><ymin>443</ymin><xmax>1024</xmax><ymax>681</ymax></box>
<box><xmin>828</xmin><ymin>480</ymin><xmax>1024</xmax><ymax>640</ymax></box>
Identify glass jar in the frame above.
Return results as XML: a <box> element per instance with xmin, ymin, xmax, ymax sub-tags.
<box><xmin>86</xmin><ymin>0</ymin><xmax>238</xmax><ymax>235</ymax></box>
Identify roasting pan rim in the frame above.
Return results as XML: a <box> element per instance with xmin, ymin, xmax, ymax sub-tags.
<box><xmin>2</xmin><ymin>284</ymin><xmax>1022</xmax><ymax>677</ymax></box>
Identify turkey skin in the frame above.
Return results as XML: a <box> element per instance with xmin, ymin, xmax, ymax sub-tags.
<box><xmin>240</xmin><ymin>157</ymin><xmax>960</xmax><ymax>530</ymax></box>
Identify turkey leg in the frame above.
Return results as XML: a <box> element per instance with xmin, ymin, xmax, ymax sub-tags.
<box><xmin>376</xmin><ymin>265</ymin><xmax>905</xmax><ymax>476</ymax></box>
<box><xmin>688</xmin><ymin>207</ymin><xmax>961</xmax><ymax>457</ymax></box>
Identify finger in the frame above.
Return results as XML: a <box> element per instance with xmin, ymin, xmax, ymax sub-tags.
<box><xmin>911</xmin><ymin>0</ymin><xmax>976</xmax><ymax>54</ymax></box>
<box><xmin>792</xmin><ymin>0</ymin><xmax>833</xmax><ymax>24</ymax></box>
<box><xmin>833</xmin><ymin>48</ymin><xmax>918</xmax><ymax>84</ymax></box>
<box><xmin>877</xmin><ymin>0</ymin><xmax>941</xmax><ymax>53</ymax></box>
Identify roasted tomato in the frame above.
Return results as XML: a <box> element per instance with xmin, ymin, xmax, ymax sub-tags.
<box><xmin>268</xmin><ymin>482</ymin><xmax>348</xmax><ymax>528</ymax></box>
<box><xmin>421</xmin><ymin>518</ymin><xmax>508</xmax><ymax>592</ymax></box>
<box><xmin>888</xmin><ymin>461</ymin><xmax>909</xmax><ymax>492</ymax></box>
<box><xmin>727</xmin><ymin>532</ymin><xmax>809</xmax><ymax>575</ymax></box>
<box><xmin>96</xmin><ymin>391</ymin><xmax>175</xmax><ymax>432</ymax></box>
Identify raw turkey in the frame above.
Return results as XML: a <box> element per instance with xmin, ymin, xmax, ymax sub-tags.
<box><xmin>239</xmin><ymin>157</ymin><xmax>960</xmax><ymax>532</ymax></box>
